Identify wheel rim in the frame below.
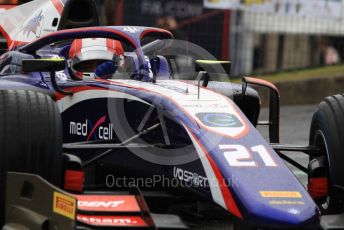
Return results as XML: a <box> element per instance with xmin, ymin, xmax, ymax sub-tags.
<box><xmin>312</xmin><ymin>129</ymin><xmax>331</xmax><ymax>212</ymax></box>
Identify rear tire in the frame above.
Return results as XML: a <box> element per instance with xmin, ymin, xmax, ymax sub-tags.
<box><xmin>308</xmin><ymin>94</ymin><xmax>344</xmax><ymax>214</ymax></box>
<box><xmin>0</xmin><ymin>90</ymin><xmax>63</xmax><ymax>225</ymax></box>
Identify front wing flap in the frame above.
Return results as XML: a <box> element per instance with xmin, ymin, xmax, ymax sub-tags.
<box><xmin>4</xmin><ymin>172</ymin><xmax>188</xmax><ymax>229</ymax></box>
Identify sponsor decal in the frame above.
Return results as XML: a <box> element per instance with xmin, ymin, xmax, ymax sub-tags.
<box><xmin>69</xmin><ymin>120</ymin><xmax>87</xmax><ymax>137</ymax></box>
<box><xmin>260</xmin><ymin>191</ymin><xmax>302</xmax><ymax>198</ymax></box>
<box><xmin>269</xmin><ymin>200</ymin><xmax>305</xmax><ymax>205</ymax></box>
<box><xmin>182</xmin><ymin>103</ymin><xmax>230</xmax><ymax>109</ymax></box>
<box><xmin>123</xmin><ymin>26</ymin><xmax>139</xmax><ymax>33</ymax></box>
<box><xmin>75</xmin><ymin>195</ymin><xmax>140</xmax><ymax>212</ymax></box>
<box><xmin>173</xmin><ymin>167</ymin><xmax>208</xmax><ymax>188</ymax></box>
<box><xmin>23</xmin><ymin>10</ymin><xmax>44</xmax><ymax>37</ymax></box>
<box><xmin>77</xmin><ymin>214</ymin><xmax>147</xmax><ymax>227</ymax></box>
<box><xmin>43</xmin><ymin>28</ymin><xmax>56</xmax><ymax>33</ymax></box>
<box><xmin>53</xmin><ymin>192</ymin><xmax>76</xmax><ymax>220</ymax></box>
<box><xmin>196</xmin><ymin>112</ymin><xmax>242</xmax><ymax>127</ymax></box>
<box><xmin>158</xmin><ymin>83</ymin><xmax>193</xmax><ymax>94</ymax></box>
<box><xmin>69</xmin><ymin>116</ymin><xmax>114</xmax><ymax>140</ymax></box>
<box><xmin>56</xmin><ymin>71</ymin><xmax>68</xmax><ymax>80</ymax></box>
<box><xmin>78</xmin><ymin>200</ymin><xmax>124</xmax><ymax>208</ymax></box>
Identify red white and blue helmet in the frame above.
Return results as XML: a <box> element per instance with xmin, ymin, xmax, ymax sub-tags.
<box><xmin>68</xmin><ymin>38</ymin><xmax>124</xmax><ymax>80</ymax></box>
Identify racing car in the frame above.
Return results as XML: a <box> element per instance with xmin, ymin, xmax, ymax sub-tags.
<box><xmin>0</xmin><ymin>0</ymin><xmax>343</xmax><ymax>229</ymax></box>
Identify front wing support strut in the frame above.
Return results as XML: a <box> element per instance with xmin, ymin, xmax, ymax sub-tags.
<box><xmin>242</xmin><ymin>77</ymin><xmax>280</xmax><ymax>143</ymax></box>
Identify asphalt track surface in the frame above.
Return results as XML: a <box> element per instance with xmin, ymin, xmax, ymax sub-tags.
<box><xmin>189</xmin><ymin>104</ymin><xmax>318</xmax><ymax>229</ymax></box>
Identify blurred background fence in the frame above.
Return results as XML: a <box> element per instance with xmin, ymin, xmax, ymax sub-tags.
<box><xmin>102</xmin><ymin>0</ymin><xmax>344</xmax><ymax>77</ymax></box>
<box><xmin>2</xmin><ymin>0</ymin><xmax>344</xmax><ymax>77</ymax></box>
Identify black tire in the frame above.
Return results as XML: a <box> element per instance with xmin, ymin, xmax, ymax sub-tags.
<box><xmin>0</xmin><ymin>90</ymin><xmax>63</xmax><ymax>225</ymax></box>
<box><xmin>309</xmin><ymin>94</ymin><xmax>344</xmax><ymax>214</ymax></box>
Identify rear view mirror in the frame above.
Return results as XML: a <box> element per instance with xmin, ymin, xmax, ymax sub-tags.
<box><xmin>22</xmin><ymin>58</ymin><xmax>72</xmax><ymax>96</ymax></box>
<box><xmin>195</xmin><ymin>60</ymin><xmax>231</xmax><ymax>76</ymax></box>
<box><xmin>22</xmin><ymin>58</ymin><xmax>66</xmax><ymax>72</ymax></box>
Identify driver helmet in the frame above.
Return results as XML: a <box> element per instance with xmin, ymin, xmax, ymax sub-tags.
<box><xmin>68</xmin><ymin>38</ymin><xmax>124</xmax><ymax>80</ymax></box>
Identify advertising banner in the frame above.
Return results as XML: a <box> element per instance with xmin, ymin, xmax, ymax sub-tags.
<box><xmin>265</xmin><ymin>0</ymin><xmax>342</xmax><ymax>20</ymax></box>
<box><xmin>203</xmin><ymin>0</ymin><xmax>240</xmax><ymax>9</ymax></box>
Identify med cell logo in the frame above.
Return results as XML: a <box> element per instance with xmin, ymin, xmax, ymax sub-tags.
<box><xmin>69</xmin><ymin>116</ymin><xmax>115</xmax><ymax>140</ymax></box>
<box><xmin>196</xmin><ymin>112</ymin><xmax>242</xmax><ymax>127</ymax></box>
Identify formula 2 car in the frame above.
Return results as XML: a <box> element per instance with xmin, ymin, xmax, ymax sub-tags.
<box><xmin>0</xmin><ymin>0</ymin><xmax>343</xmax><ymax>229</ymax></box>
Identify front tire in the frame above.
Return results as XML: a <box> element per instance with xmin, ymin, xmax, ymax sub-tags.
<box><xmin>308</xmin><ymin>94</ymin><xmax>344</xmax><ymax>214</ymax></box>
<box><xmin>0</xmin><ymin>90</ymin><xmax>63</xmax><ymax>225</ymax></box>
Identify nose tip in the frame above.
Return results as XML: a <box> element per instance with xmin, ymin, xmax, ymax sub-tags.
<box><xmin>247</xmin><ymin>204</ymin><xmax>320</xmax><ymax>228</ymax></box>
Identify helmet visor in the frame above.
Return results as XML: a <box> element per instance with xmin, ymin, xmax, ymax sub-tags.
<box><xmin>73</xmin><ymin>59</ymin><xmax>109</xmax><ymax>73</ymax></box>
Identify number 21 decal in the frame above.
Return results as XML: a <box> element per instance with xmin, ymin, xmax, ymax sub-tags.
<box><xmin>219</xmin><ymin>144</ymin><xmax>277</xmax><ymax>167</ymax></box>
